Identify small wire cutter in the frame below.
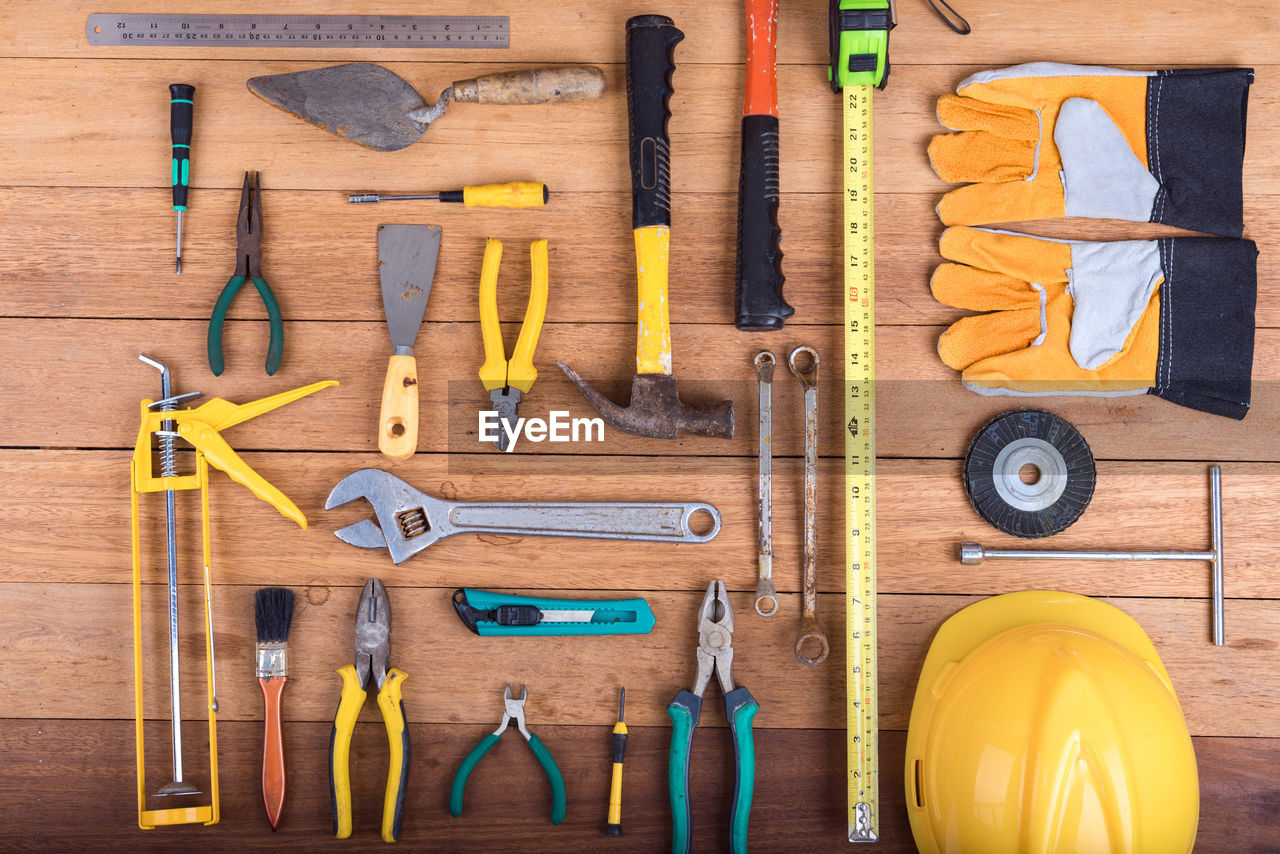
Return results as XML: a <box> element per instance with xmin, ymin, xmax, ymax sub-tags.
<box><xmin>330</xmin><ymin>578</ymin><xmax>410</xmax><ymax>842</ymax></box>
<box><xmin>668</xmin><ymin>580</ymin><xmax>760</xmax><ymax>854</ymax></box>
<box><xmin>450</xmin><ymin>683</ymin><xmax>566</xmax><ymax>825</ymax></box>
<box><xmin>208</xmin><ymin>171</ymin><xmax>284</xmax><ymax>376</ymax></box>
<box><xmin>478</xmin><ymin>238</ymin><xmax>549</xmax><ymax>451</ymax></box>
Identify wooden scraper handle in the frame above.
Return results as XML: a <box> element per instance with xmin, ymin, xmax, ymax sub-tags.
<box><xmin>449</xmin><ymin>66</ymin><xmax>606</xmax><ymax>105</ymax></box>
<box><xmin>379</xmin><ymin>354</ymin><xmax>418</xmax><ymax>460</ymax></box>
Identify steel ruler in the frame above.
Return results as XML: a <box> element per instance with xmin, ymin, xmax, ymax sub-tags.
<box><xmin>87</xmin><ymin>14</ymin><xmax>509</xmax><ymax>48</ymax></box>
<box><xmin>828</xmin><ymin>0</ymin><xmax>892</xmax><ymax>843</ymax></box>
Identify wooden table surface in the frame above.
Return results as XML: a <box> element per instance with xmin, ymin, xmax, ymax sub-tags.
<box><xmin>3</xmin><ymin>0</ymin><xmax>1278</xmax><ymax>850</ymax></box>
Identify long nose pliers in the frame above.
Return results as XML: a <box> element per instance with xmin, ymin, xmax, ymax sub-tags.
<box><xmin>450</xmin><ymin>683</ymin><xmax>566</xmax><ymax>824</ymax></box>
<box><xmin>208</xmin><ymin>171</ymin><xmax>284</xmax><ymax>376</ymax></box>
<box><xmin>669</xmin><ymin>580</ymin><xmax>760</xmax><ymax>854</ymax></box>
<box><xmin>478</xmin><ymin>238</ymin><xmax>549</xmax><ymax>451</ymax></box>
<box><xmin>330</xmin><ymin>578</ymin><xmax>410</xmax><ymax>842</ymax></box>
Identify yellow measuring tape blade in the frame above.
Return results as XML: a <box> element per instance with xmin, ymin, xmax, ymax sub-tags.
<box><xmin>843</xmin><ymin>82</ymin><xmax>879</xmax><ymax>843</ymax></box>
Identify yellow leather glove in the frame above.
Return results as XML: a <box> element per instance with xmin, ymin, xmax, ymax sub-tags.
<box><xmin>928</xmin><ymin>64</ymin><xmax>1253</xmax><ymax>237</ymax></box>
<box><xmin>933</xmin><ymin>227</ymin><xmax>1257</xmax><ymax>419</ymax></box>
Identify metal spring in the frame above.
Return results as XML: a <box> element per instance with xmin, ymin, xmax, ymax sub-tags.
<box><xmin>396</xmin><ymin>508</ymin><xmax>430</xmax><ymax>540</ymax></box>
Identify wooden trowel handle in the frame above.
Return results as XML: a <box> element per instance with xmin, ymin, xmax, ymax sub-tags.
<box><xmin>378</xmin><ymin>354</ymin><xmax>418</xmax><ymax>460</ymax></box>
<box><xmin>451</xmin><ymin>66</ymin><xmax>606</xmax><ymax>105</ymax></box>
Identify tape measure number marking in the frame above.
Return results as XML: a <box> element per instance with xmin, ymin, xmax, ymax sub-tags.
<box><xmin>86</xmin><ymin>14</ymin><xmax>509</xmax><ymax>48</ymax></box>
<box><xmin>843</xmin><ymin>82</ymin><xmax>880</xmax><ymax>844</ymax></box>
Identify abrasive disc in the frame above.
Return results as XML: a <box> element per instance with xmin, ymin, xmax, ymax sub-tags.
<box><xmin>963</xmin><ymin>409</ymin><xmax>1095</xmax><ymax>538</ymax></box>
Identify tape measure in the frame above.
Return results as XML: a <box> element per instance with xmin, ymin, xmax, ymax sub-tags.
<box><xmin>829</xmin><ymin>0</ymin><xmax>894</xmax><ymax>842</ymax></box>
<box><xmin>86</xmin><ymin>14</ymin><xmax>508</xmax><ymax>48</ymax></box>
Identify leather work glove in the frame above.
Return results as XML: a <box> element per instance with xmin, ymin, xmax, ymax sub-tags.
<box><xmin>928</xmin><ymin>63</ymin><xmax>1253</xmax><ymax>237</ymax></box>
<box><xmin>933</xmin><ymin>227</ymin><xmax>1257</xmax><ymax>419</ymax></box>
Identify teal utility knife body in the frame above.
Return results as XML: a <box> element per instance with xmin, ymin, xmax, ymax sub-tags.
<box><xmin>452</xmin><ymin>589</ymin><xmax>656</xmax><ymax>637</ymax></box>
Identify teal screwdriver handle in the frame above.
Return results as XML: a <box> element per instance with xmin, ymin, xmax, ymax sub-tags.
<box><xmin>169</xmin><ymin>84</ymin><xmax>194</xmax><ymax>211</ymax></box>
<box><xmin>725</xmin><ymin>687</ymin><xmax>759</xmax><ymax>854</ymax></box>
<box><xmin>527</xmin><ymin>732</ymin><xmax>567</xmax><ymax>825</ymax></box>
<box><xmin>449</xmin><ymin>732</ymin><xmax>500</xmax><ymax>817</ymax></box>
<box><xmin>667</xmin><ymin>689</ymin><xmax>702</xmax><ymax>854</ymax></box>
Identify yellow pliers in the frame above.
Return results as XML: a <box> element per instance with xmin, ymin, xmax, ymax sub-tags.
<box><xmin>478</xmin><ymin>238</ymin><xmax>549</xmax><ymax>451</ymax></box>
<box><xmin>330</xmin><ymin>578</ymin><xmax>409</xmax><ymax>842</ymax></box>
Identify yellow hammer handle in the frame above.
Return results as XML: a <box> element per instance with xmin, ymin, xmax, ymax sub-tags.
<box><xmin>378</xmin><ymin>669</ymin><xmax>411</xmax><ymax>843</ymax></box>
<box><xmin>463</xmin><ymin>182</ymin><xmax>548</xmax><ymax>208</ymax></box>
<box><xmin>635</xmin><ymin>226</ymin><xmax>673</xmax><ymax>376</ymax></box>
<box><xmin>330</xmin><ymin>665</ymin><xmax>367</xmax><ymax>839</ymax></box>
<box><xmin>478</xmin><ymin>239</ymin><xmax>507</xmax><ymax>392</ymax></box>
<box><xmin>508</xmin><ymin>239</ymin><xmax>549</xmax><ymax>392</ymax></box>
<box><xmin>378</xmin><ymin>354</ymin><xmax>418</xmax><ymax>460</ymax></box>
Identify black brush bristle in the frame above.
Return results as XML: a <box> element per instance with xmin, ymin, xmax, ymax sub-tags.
<box><xmin>254</xmin><ymin>587</ymin><xmax>296</xmax><ymax>644</ymax></box>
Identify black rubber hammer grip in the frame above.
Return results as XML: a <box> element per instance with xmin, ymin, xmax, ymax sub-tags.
<box><xmin>735</xmin><ymin>115</ymin><xmax>792</xmax><ymax>329</ymax></box>
<box><xmin>626</xmin><ymin>15</ymin><xmax>684</xmax><ymax>230</ymax></box>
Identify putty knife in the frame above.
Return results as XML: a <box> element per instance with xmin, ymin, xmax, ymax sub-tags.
<box><xmin>247</xmin><ymin>62</ymin><xmax>606</xmax><ymax>151</ymax></box>
<box><xmin>377</xmin><ymin>224</ymin><xmax>441</xmax><ymax>460</ymax></box>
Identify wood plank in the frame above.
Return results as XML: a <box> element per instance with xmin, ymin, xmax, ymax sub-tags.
<box><xmin>2</xmin><ymin>720</ymin><xmax>1276</xmax><ymax>851</ymax></box>
<box><xmin>6</xmin><ymin>0</ymin><xmax>1280</xmax><ymax>68</ymax></box>
<box><xmin>3</xmin><ymin>583</ymin><xmax>1276</xmax><ymax>736</ymax></box>
<box><xmin>2</xmin><ymin>320</ymin><xmax>1279</xmax><ymax>458</ymax></box>
<box><xmin>5</xmin><ymin>188</ymin><xmax>1277</xmax><ymax>327</ymax></box>
<box><xmin>2</xmin><ymin>59</ymin><xmax>1276</xmax><ymax>196</ymax></box>
<box><xmin>4</xmin><ymin>451</ymin><xmax>1280</xmax><ymax>599</ymax></box>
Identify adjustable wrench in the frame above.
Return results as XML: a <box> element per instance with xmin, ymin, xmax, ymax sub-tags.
<box><xmin>326</xmin><ymin>469</ymin><xmax>722</xmax><ymax>565</ymax></box>
<box><xmin>789</xmin><ymin>346</ymin><xmax>829</xmax><ymax>666</ymax></box>
<box><xmin>754</xmin><ymin>352</ymin><xmax>778</xmax><ymax>616</ymax></box>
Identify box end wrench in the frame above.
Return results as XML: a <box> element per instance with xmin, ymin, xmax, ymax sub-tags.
<box><xmin>754</xmin><ymin>352</ymin><xmax>778</xmax><ymax>616</ymax></box>
<box><xmin>790</xmin><ymin>346</ymin><xmax>829</xmax><ymax>666</ymax></box>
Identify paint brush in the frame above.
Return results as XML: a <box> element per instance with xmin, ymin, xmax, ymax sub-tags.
<box><xmin>255</xmin><ymin>587</ymin><xmax>295</xmax><ymax>829</ymax></box>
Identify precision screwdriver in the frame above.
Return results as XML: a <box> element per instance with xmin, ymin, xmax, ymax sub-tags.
<box><xmin>169</xmin><ymin>83</ymin><xmax>195</xmax><ymax>275</ymax></box>
<box><xmin>349</xmin><ymin>181</ymin><xmax>548</xmax><ymax>208</ymax></box>
<box><xmin>606</xmin><ymin>687</ymin><xmax>628</xmax><ymax>836</ymax></box>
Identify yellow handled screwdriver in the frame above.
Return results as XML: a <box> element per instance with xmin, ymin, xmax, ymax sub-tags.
<box><xmin>349</xmin><ymin>181</ymin><xmax>548</xmax><ymax>207</ymax></box>
<box><xmin>606</xmin><ymin>687</ymin><xmax>627</xmax><ymax>836</ymax></box>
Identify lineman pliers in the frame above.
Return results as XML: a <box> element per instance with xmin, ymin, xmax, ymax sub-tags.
<box><xmin>668</xmin><ymin>580</ymin><xmax>759</xmax><ymax>854</ymax></box>
<box><xmin>478</xmin><ymin>238</ymin><xmax>549</xmax><ymax>451</ymax></box>
<box><xmin>330</xmin><ymin>578</ymin><xmax>410</xmax><ymax>842</ymax></box>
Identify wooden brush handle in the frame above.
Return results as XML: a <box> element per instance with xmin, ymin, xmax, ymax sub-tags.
<box><xmin>451</xmin><ymin>66</ymin><xmax>606</xmax><ymax>105</ymax></box>
<box><xmin>261</xmin><ymin>676</ymin><xmax>287</xmax><ymax>829</ymax></box>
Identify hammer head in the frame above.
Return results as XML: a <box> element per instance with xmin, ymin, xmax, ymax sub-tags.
<box><xmin>558</xmin><ymin>363</ymin><xmax>734</xmax><ymax>439</ymax></box>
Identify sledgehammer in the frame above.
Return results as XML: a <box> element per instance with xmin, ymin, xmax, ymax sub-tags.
<box><xmin>558</xmin><ymin>15</ymin><xmax>735</xmax><ymax>440</ymax></box>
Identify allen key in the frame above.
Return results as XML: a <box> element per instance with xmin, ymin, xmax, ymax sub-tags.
<box><xmin>961</xmin><ymin>465</ymin><xmax>1225</xmax><ymax>645</ymax></box>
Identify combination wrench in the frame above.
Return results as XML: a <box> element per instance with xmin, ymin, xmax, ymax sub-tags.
<box><xmin>790</xmin><ymin>346</ymin><xmax>829</xmax><ymax>665</ymax></box>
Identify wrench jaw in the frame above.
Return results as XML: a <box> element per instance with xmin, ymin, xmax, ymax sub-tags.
<box><xmin>325</xmin><ymin>469</ymin><xmax>444</xmax><ymax>565</ymax></box>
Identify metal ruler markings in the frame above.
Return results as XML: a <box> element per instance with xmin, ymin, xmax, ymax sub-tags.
<box><xmin>843</xmin><ymin>82</ymin><xmax>879</xmax><ymax>844</ymax></box>
<box><xmin>87</xmin><ymin>14</ymin><xmax>509</xmax><ymax>48</ymax></box>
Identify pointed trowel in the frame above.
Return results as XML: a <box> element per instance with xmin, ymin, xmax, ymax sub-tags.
<box><xmin>377</xmin><ymin>224</ymin><xmax>441</xmax><ymax>460</ymax></box>
<box><xmin>247</xmin><ymin>62</ymin><xmax>606</xmax><ymax>152</ymax></box>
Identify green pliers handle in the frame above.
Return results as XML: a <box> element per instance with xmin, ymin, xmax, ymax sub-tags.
<box><xmin>668</xmin><ymin>686</ymin><xmax>759</xmax><ymax>854</ymax></box>
<box><xmin>208</xmin><ymin>274</ymin><xmax>284</xmax><ymax>376</ymax></box>
<box><xmin>450</xmin><ymin>730</ymin><xmax>567</xmax><ymax>825</ymax></box>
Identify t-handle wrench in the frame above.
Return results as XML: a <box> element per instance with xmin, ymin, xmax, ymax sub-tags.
<box><xmin>790</xmin><ymin>346</ymin><xmax>829</xmax><ymax>665</ymax></box>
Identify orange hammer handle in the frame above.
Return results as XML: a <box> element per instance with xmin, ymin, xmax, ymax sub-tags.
<box><xmin>260</xmin><ymin>676</ymin><xmax>287</xmax><ymax>829</ymax></box>
<box><xmin>744</xmin><ymin>0</ymin><xmax>779</xmax><ymax>117</ymax></box>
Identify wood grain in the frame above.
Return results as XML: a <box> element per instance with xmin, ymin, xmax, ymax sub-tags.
<box><xmin>3</xmin><ymin>0</ymin><xmax>1277</xmax><ymax>848</ymax></box>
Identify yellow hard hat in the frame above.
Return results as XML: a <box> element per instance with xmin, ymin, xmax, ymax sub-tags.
<box><xmin>905</xmin><ymin>591</ymin><xmax>1198</xmax><ymax>854</ymax></box>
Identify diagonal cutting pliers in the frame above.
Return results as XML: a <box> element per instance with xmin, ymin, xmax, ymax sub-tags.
<box><xmin>668</xmin><ymin>580</ymin><xmax>759</xmax><ymax>854</ymax></box>
<box><xmin>478</xmin><ymin>238</ymin><xmax>549</xmax><ymax>451</ymax></box>
<box><xmin>330</xmin><ymin>578</ymin><xmax>410</xmax><ymax>842</ymax></box>
<box><xmin>450</xmin><ymin>683</ymin><xmax>566</xmax><ymax>825</ymax></box>
<box><xmin>208</xmin><ymin>171</ymin><xmax>284</xmax><ymax>376</ymax></box>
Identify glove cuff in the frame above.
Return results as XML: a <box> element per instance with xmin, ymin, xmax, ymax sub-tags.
<box><xmin>1147</xmin><ymin>68</ymin><xmax>1253</xmax><ymax>237</ymax></box>
<box><xmin>1151</xmin><ymin>237</ymin><xmax>1257</xmax><ymax>419</ymax></box>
